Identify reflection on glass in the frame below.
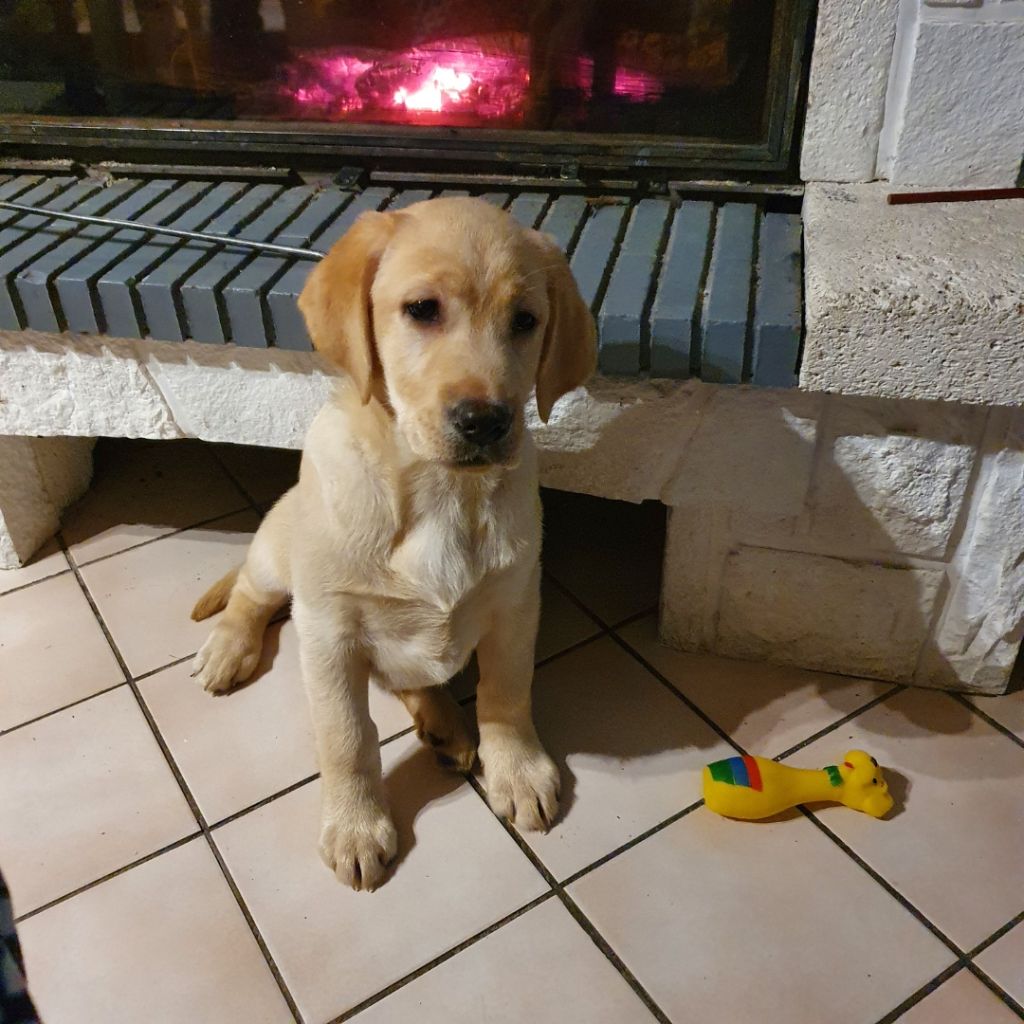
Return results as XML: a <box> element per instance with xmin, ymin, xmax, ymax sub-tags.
<box><xmin>0</xmin><ymin>0</ymin><xmax>775</xmax><ymax>141</ymax></box>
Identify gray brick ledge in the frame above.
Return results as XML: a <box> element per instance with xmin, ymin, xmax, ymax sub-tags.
<box><xmin>0</xmin><ymin>174</ymin><xmax>803</xmax><ymax>388</ymax></box>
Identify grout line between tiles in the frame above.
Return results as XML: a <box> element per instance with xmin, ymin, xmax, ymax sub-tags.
<box><xmin>559</xmin><ymin>799</ymin><xmax>706</xmax><ymax>889</ymax></box>
<box><xmin>0</xmin><ymin>680</ymin><xmax>129</xmax><ymax>739</ymax></box>
<box><xmin>963</xmin><ymin>960</ymin><xmax>1024</xmax><ymax>1020</ymax></box>
<box><xmin>771</xmin><ymin>684</ymin><xmax>906</xmax><ymax>761</ymax></box>
<box><xmin>461</xmin><ymin>774</ymin><xmax>673</xmax><ymax>1024</ymax></box>
<box><xmin>608</xmin><ymin>629</ymin><xmax>746</xmax><ymax>755</ymax></box>
<box><xmin>69</xmin><ymin>503</ymin><xmax>256</xmax><ymax>570</ymax></box>
<box><xmin>208</xmin><ymin>724</ymin><xmax>416</xmax><ymax>832</ymax></box>
<box><xmin>134</xmin><ymin>650</ymin><xmax>199</xmax><ymax>682</ymax></box>
<box><xmin>553</xmin><ymin>888</ymin><xmax>673</xmax><ymax>1024</ymax></box>
<box><xmin>951</xmin><ymin>692</ymin><xmax>1024</xmax><ymax>752</ymax></box>
<box><xmin>326</xmin><ymin>891</ymin><xmax>558</xmax><ymax>1023</ymax></box>
<box><xmin>57</xmin><ymin>536</ymin><xmax>304</xmax><ymax>1024</ymax></box>
<box><xmin>0</xmin><ymin>565</ymin><xmax>73</xmax><ymax>600</ymax></box>
<box><xmin>873</xmin><ymin>961</ymin><xmax>967</xmax><ymax>1024</ymax></box>
<box><xmin>544</xmin><ymin>571</ymin><xmax>613</xmax><ymax>631</ymax></box>
<box><xmin>968</xmin><ymin>910</ymin><xmax>1024</xmax><ymax>959</ymax></box>
<box><xmin>14</xmin><ymin>831</ymin><xmax>203</xmax><ymax>924</ymax></box>
<box><xmin>207</xmin><ymin>446</ymin><xmax>267</xmax><ymax>511</ymax></box>
<box><xmin>800</xmin><ymin>809</ymin><xmax>964</xmax><ymax>958</ymax></box>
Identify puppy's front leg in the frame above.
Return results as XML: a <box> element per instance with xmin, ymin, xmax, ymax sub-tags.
<box><xmin>476</xmin><ymin>569</ymin><xmax>560</xmax><ymax>832</ymax></box>
<box><xmin>294</xmin><ymin>599</ymin><xmax>397</xmax><ymax>891</ymax></box>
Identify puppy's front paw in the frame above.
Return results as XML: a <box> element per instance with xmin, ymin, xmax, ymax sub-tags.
<box><xmin>318</xmin><ymin>805</ymin><xmax>398</xmax><ymax>891</ymax></box>
<box><xmin>191</xmin><ymin>621</ymin><xmax>263</xmax><ymax>694</ymax></box>
<box><xmin>480</xmin><ymin>736</ymin><xmax>560</xmax><ymax>832</ymax></box>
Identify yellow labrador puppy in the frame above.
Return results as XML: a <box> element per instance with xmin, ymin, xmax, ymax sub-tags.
<box><xmin>191</xmin><ymin>197</ymin><xmax>596</xmax><ymax>890</ymax></box>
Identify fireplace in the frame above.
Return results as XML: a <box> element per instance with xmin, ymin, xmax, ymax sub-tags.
<box><xmin>0</xmin><ymin>0</ymin><xmax>813</xmax><ymax>179</ymax></box>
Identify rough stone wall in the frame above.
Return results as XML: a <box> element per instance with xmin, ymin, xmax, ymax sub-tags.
<box><xmin>538</xmin><ymin>381</ymin><xmax>1021</xmax><ymax>695</ymax></box>
<box><xmin>1</xmin><ymin>333</ymin><xmax>1020</xmax><ymax>694</ymax></box>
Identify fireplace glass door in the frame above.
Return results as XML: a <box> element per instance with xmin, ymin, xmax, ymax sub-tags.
<box><xmin>0</xmin><ymin>0</ymin><xmax>811</xmax><ymax>174</ymax></box>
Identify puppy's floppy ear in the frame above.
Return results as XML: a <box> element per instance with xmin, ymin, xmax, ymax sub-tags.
<box><xmin>529</xmin><ymin>231</ymin><xmax>597</xmax><ymax>423</ymax></box>
<box><xmin>298</xmin><ymin>210</ymin><xmax>397</xmax><ymax>404</ymax></box>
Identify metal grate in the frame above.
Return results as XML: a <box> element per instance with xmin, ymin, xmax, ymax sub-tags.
<box><xmin>0</xmin><ymin>174</ymin><xmax>802</xmax><ymax>386</ymax></box>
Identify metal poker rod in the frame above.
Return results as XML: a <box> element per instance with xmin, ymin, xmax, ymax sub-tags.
<box><xmin>0</xmin><ymin>200</ymin><xmax>324</xmax><ymax>260</ymax></box>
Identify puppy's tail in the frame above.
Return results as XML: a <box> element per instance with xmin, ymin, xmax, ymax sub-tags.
<box><xmin>191</xmin><ymin>566</ymin><xmax>240</xmax><ymax>621</ymax></box>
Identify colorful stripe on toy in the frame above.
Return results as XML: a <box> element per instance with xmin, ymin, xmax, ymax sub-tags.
<box><xmin>707</xmin><ymin>755</ymin><xmax>764</xmax><ymax>791</ymax></box>
<box><xmin>824</xmin><ymin>765</ymin><xmax>842</xmax><ymax>787</ymax></box>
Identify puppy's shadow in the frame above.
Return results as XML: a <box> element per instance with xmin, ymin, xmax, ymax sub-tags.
<box><xmin>382</xmin><ymin>743</ymin><xmax>465</xmax><ymax>877</ymax></box>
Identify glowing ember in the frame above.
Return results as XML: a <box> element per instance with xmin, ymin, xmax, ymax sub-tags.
<box><xmin>272</xmin><ymin>38</ymin><xmax>530</xmax><ymax>124</ymax></box>
<box><xmin>394</xmin><ymin>66</ymin><xmax>474</xmax><ymax>113</ymax></box>
<box><xmin>266</xmin><ymin>33</ymin><xmax>682</xmax><ymax>127</ymax></box>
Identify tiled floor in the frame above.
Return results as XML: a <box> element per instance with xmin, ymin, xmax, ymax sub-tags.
<box><xmin>2</xmin><ymin>439</ymin><xmax>1023</xmax><ymax>1024</ymax></box>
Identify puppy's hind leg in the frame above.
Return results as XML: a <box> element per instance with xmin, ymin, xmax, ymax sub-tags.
<box><xmin>191</xmin><ymin>499</ymin><xmax>291</xmax><ymax>694</ymax></box>
<box><xmin>398</xmin><ymin>686</ymin><xmax>477</xmax><ymax>772</ymax></box>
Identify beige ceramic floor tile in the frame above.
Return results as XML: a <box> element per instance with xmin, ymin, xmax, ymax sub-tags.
<box><xmin>0</xmin><ymin>539</ymin><xmax>68</xmax><ymax>596</ymax></box>
<box><xmin>619</xmin><ymin>615</ymin><xmax>892</xmax><ymax>758</ymax></box>
<box><xmin>899</xmin><ymin>970</ymin><xmax>1022</xmax><ymax>1024</ymax></box>
<box><xmin>794</xmin><ymin>688</ymin><xmax>1024</xmax><ymax>950</ymax></box>
<box><xmin>63</xmin><ymin>439</ymin><xmax>248</xmax><ymax>565</ymax></box>
<box><xmin>976</xmin><ymin>923</ymin><xmax>1024</xmax><ymax>1006</ymax></box>
<box><xmin>215</xmin><ymin>735</ymin><xmax>546</xmax><ymax>1024</ymax></box>
<box><xmin>352</xmin><ymin>897</ymin><xmax>656</xmax><ymax>1024</ymax></box>
<box><xmin>513</xmin><ymin>636</ymin><xmax>733</xmax><ymax>880</ymax></box>
<box><xmin>0</xmin><ymin>572</ymin><xmax>123</xmax><ymax>732</ymax></box>
<box><xmin>536</xmin><ymin>576</ymin><xmax>600</xmax><ymax>662</ymax></box>
<box><xmin>140</xmin><ymin>617</ymin><xmax>413</xmax><ymax>824</ymax></box>
<box><xmin>968</xmin><ymin>691</ymin><xmax>1024</xmax><ymax>742</ymax></box>
<box><xmin>569</xmin><ymin>809</ymin><xmax>953</xmax><ymax>1024</ymax></box>
<box><xmin>213</xmin><ymin>443</ymin><xmax>301</xmax><ymax>506</ymax></box>
<box><xmin>541</xmin><ymin>489</ymin><xmax>663</xmax><ymax>625</ymax></box>
<box><xmin>79</xmin><ymin>510</ymin><xmax>260</xmax><ymax>676</ymax></box>
<box><xmin>0</xmin><ymin>688</ymin><xmax>197</xmax><ymax>914</ymax></box>
<box><xmin>19</xmin><ymin>838</ymin><xmax>293</xmax><ymax>1024</ymax></box>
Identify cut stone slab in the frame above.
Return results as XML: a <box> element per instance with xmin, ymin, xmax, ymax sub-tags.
<box><xmin>799</xmin><ymin>0</ymin><xmax>900</xmax><ymax>182</ymax></box>
<box><xmin>0</xmin><ymin>435</ymin><xmax>94</xmax><ymax>567</ymax></box>
<box><xmin>802</xmin><ymin>182</ymin><xmax>1024</xmax><ymax>407</ymax></box>
<box><xmin>715</xmin><ymin>545</ymin><xmax>944</xmax><ymax>683</ymax></box>
<box><xmin>888</xmin><ymin>20</ymin><xmax>1024</xmax><ymax>188</ymax></box>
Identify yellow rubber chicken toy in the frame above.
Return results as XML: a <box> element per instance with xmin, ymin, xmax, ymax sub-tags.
<box><xmin>702</xmin><ymin>749</ymin><xmax>894</xmax><ymax>820</ymax></box>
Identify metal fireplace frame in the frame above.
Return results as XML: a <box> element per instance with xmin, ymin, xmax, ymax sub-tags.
<box><xmin>0</xmin><ymin>0</ymin><xmax>814</xmax><ymax>180</ymax></box>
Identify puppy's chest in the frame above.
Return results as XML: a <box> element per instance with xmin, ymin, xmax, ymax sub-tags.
<box><xmin>386</xmin><ymin>493</ymin><xmax>525</xmax><ymax>610</ymax></box>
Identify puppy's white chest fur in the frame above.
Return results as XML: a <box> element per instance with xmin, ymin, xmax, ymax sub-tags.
<box><xmin>388</xmin><ymin>471</ymin><xmax>520</xmax><ymax>608</ymax></box>
<box><xmin>369</xmin><ymin>467</ymin><xmax>534</xmax><ymax>688</ymax></box>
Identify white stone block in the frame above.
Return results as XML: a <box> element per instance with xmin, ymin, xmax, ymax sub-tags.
<box><xmin>810</xmin><ymin>398</ymin><xmax>984</xmax><ymax>558</ymax></box>
<box><xmin>532</xmin><ymin>378</ymin><xmax>709</xmax><ymax>504</ymax></box>
<box><xmin>802</xmin><ymin>182</ymin><xmax>1024</xmax><ymax>406</ymax></box>
<box><xmin>662</xmin><ymin>388</ymin><xmax>821</xmax><ymax>531</ymax></box>
<box><xmin>143</xmin><ymin>342</ymin><xmax>337</xmax><ymax>449</ymax></box>
<box><xmin>888</xmin><ymin>20</ymin><xmax>1024</xmax><ymax>187</ymax></box>
<box><xmin>0</xmin><ymin>330</ymin><xmax>182</xmax><ymax>439</ymax></box>
<box><xmin>0</xmin><ymin>435</ymin><xmax>94</xmax><ymax>568</ymax></box>
<box><xmin>800</xmin><ymin>0</ymin><xmax>901</xmax><ymax>182</ymax></box>
<box><xmin>920</xmin><ymin>408</ymin><xmax>1024</xmax><ymax>693</ymax></box>
<box><xmin>660</xmin><ymin>505</ymin><xmax>732</xmax><ymax>652</ymax></box>
<box><xmin>715</xmin><ymin>545</ymin><xmax>944</xmax><ymax>682</ymax></box>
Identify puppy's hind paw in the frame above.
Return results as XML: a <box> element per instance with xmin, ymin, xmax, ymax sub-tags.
<box><xmin>191</xmin><ymin>622</ymin><xmax>263</xmax><ymax>694</ymax></box>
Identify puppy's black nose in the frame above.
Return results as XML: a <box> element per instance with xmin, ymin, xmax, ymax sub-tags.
<box><xmin>450</xmin><ymin>400</ymin><xmax>513</xmax><ymax>447</ymax></box>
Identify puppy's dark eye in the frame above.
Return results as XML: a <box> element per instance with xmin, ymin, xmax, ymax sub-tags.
<box><xmin>511</xmin><ymin>310</ymin><xmax>537</xmax><ymax>334</ymax></box>
<box><xmin>405</xmin><ymin>299</ymin><xmax>440</xmax><ymax>323</ymax></box>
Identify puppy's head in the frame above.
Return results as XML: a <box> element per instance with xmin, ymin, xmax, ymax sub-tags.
<box><xmin>298</xmin><ymin>197</ymin><xmax>596</xmax><ymax>469</ymax></box>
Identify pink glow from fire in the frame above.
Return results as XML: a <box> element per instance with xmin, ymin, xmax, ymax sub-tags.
<box><xmin>278</xmin><ymin>37</ymin><xmax>664</xmax><ymax>123</ymax></box>
<box><xmin>393</xmin><ymin>66</ymin><xmax>474</xmax><ymax>113</ymax></box>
